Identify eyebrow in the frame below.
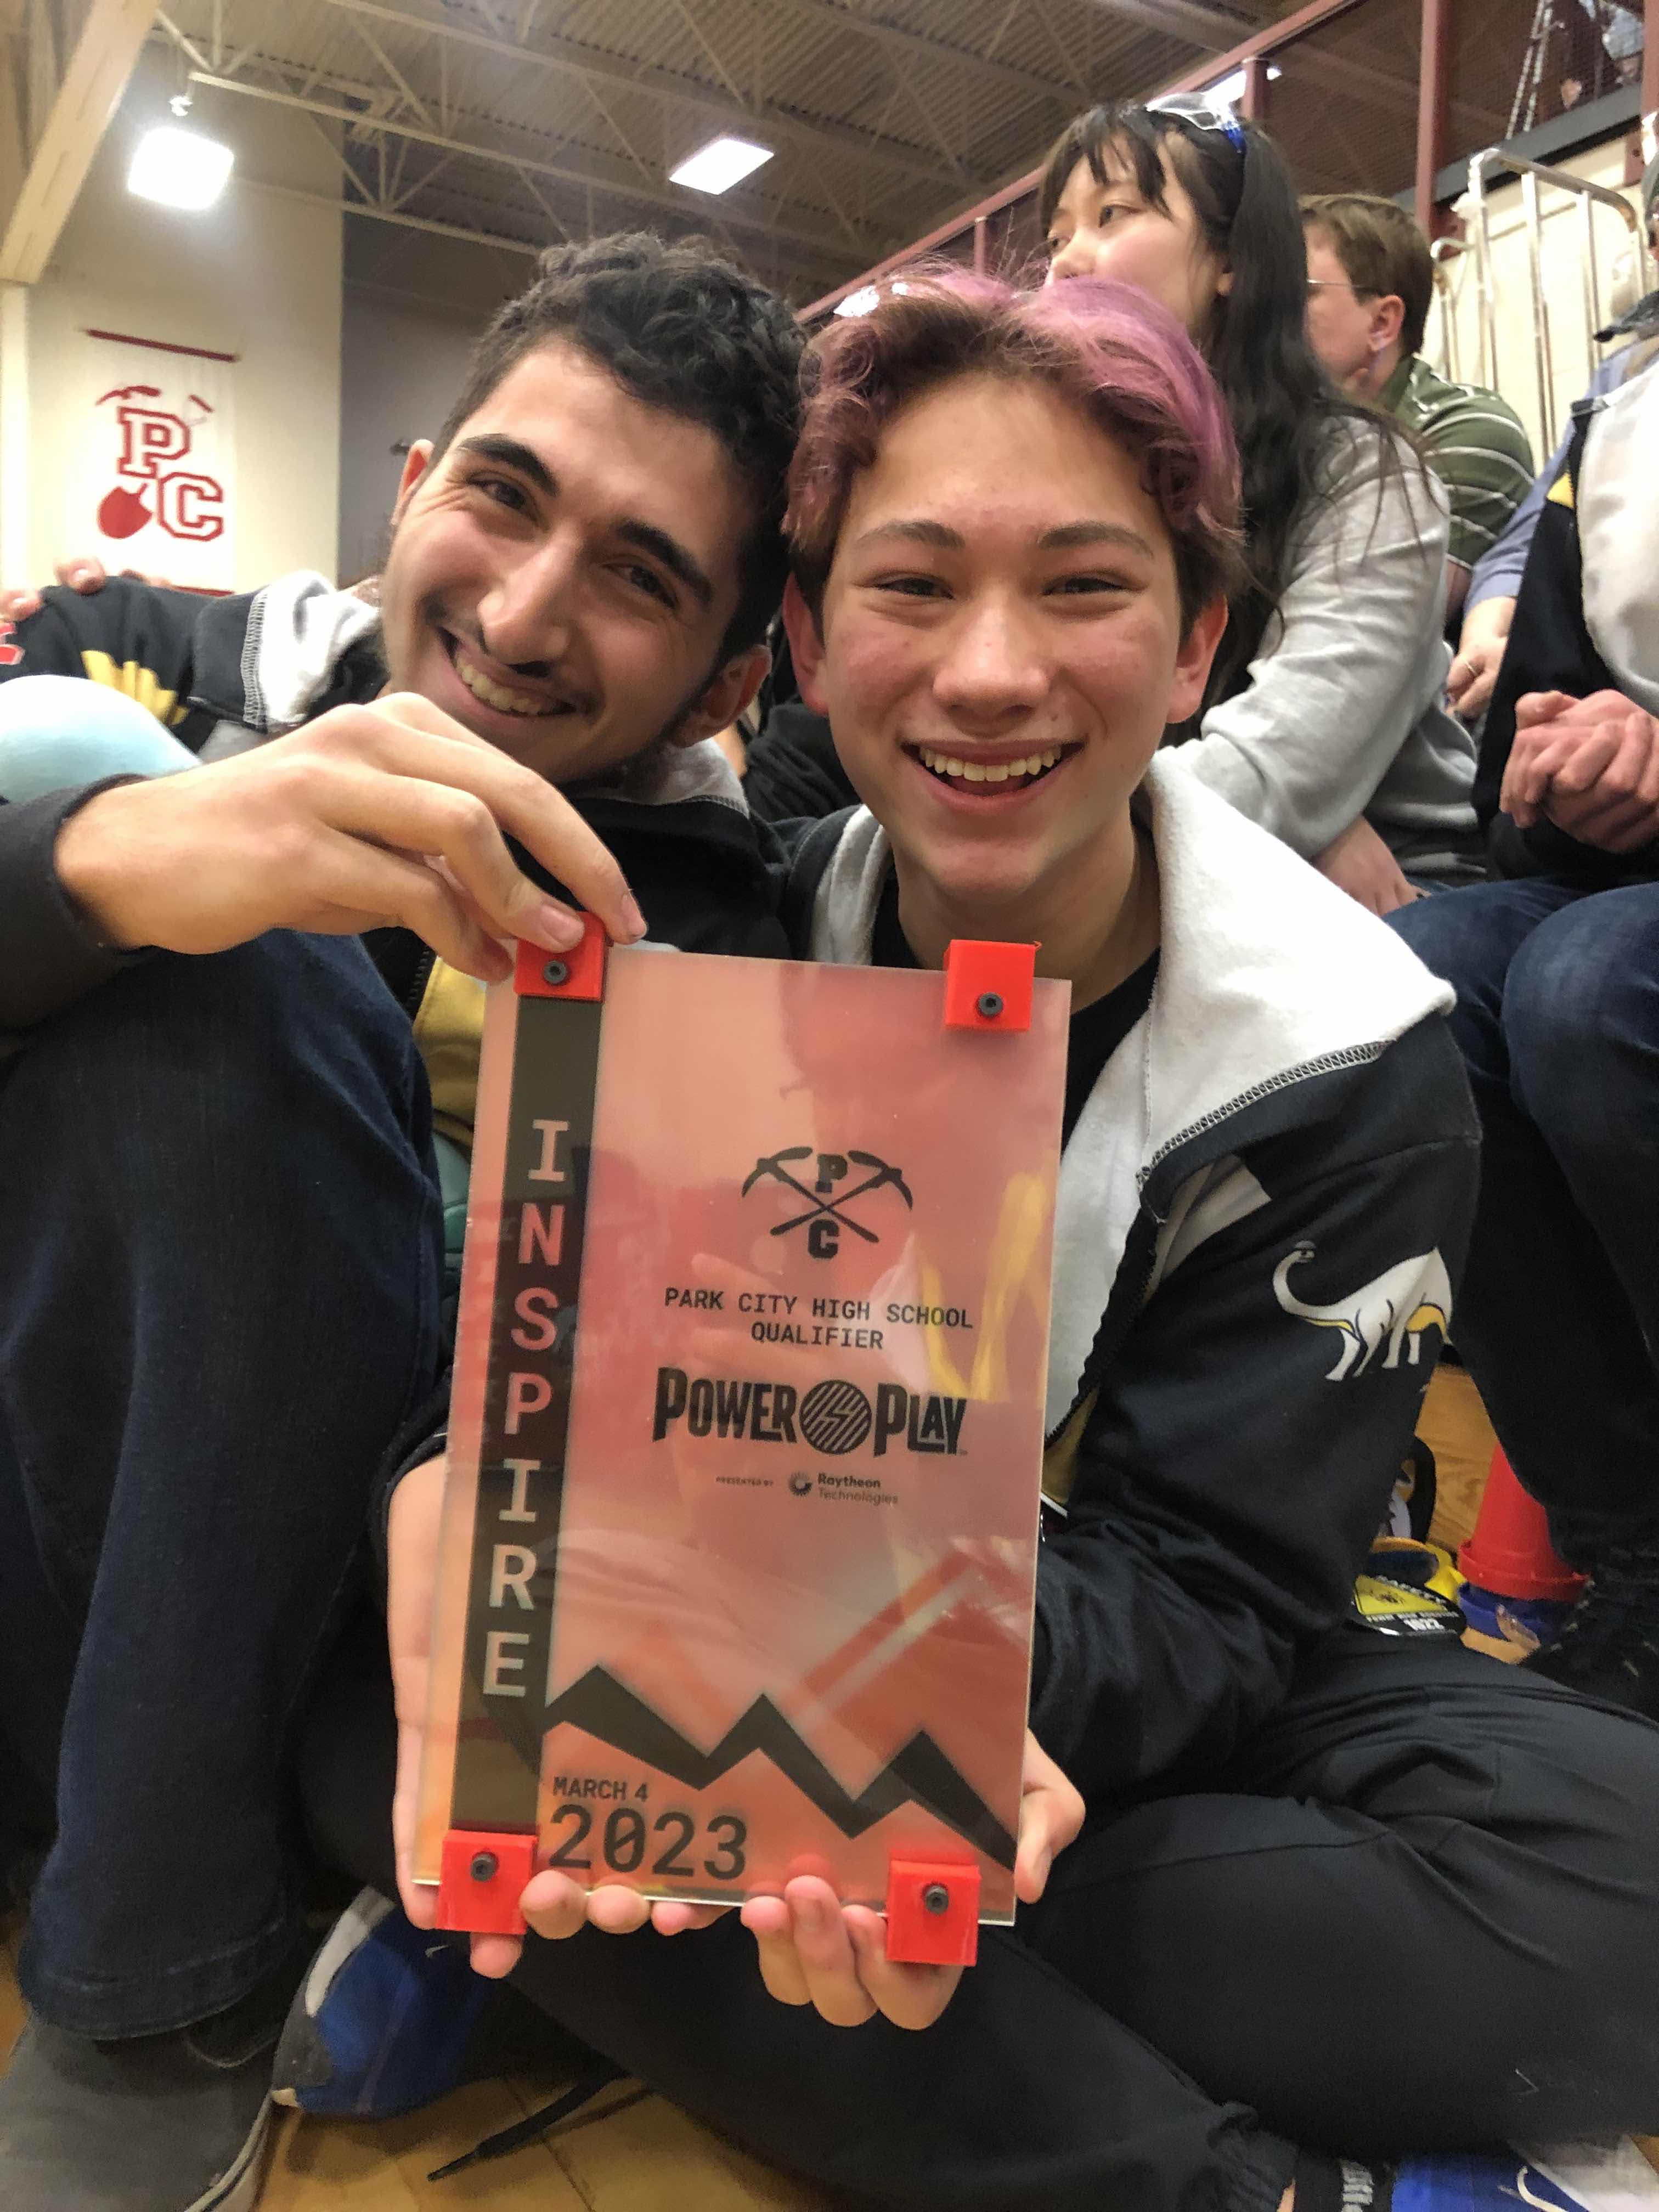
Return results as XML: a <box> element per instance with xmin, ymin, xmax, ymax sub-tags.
<box><xmin>454</xmin><ymin>435</ymin><xmax>714</xmax><ymax>610</ymax></box>
<box><xmin>852</xmin><ymin>518</ymin><xmax>965</xmax><ymax>552</ymax></box>
<box><xmin>455</xmin><ymin>433</ymin><xmax>557</xmax><ymax>501</ymax></box>
<box><xmin>1038</xmin><ymin>522</ymin><xmax>1155</xmax><ymax>558</ymax></box>
<box><xmin>615</xmin><ymin>519</ymin><xmax>714</xmax><ymax>609</ymax></box>
<box><xmin>852</xmin><ymin>518</ymin><xmax>1154</xmax><ymax>559</ymax></box>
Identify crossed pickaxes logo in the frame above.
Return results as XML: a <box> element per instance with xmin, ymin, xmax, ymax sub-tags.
<box><xmin>742</xmin><ymin>1148</ymin><xmax>912</xmax><ymax>1260</ymax></box>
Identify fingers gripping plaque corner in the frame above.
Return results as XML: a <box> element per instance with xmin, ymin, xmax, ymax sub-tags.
<box><xmin>943</xmin><ymin>941</ymin><xmax>1036</xmax><ymax>1033</ymax></box>
<box><xmin>884</xmin><ymin>1859</ymin><xmax>981</xmax><ymax>1966</ymax></box>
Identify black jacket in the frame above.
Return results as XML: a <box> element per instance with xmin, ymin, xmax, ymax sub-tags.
<box><xmin>777</xmin><ymin>766</ymin><xmax>1477</xmax><ymax>1808</ymax></box>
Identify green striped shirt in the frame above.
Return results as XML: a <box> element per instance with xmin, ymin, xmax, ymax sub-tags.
<box><xmin>1380</xmin><ymin>354</ymin><xmax>1535</xmax><ymax>572</ymax></box>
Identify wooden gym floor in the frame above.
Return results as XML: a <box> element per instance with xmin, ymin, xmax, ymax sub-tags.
<box><xmin>0</xmin><ymin>1369</ymin><xmax>1613</xmax><ymax>2211</ymax></box>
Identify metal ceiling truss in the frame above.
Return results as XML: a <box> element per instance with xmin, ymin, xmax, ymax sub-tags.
<box><xmin>144</xmin><ymin>0</ymin><xmax>1276</xmax><ymax>302</ymax></box>
<box><xmin>311</xmin><ymin>0</ymin><xmax>997</xmax><ymax>196</ymax></box>
<box><xmin>154</xmin><ymin>12</ymin><xmax>877</xmax><ymax>290</ymax></box>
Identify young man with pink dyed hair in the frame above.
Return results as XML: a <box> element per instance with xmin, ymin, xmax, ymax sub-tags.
<box><xmin>309</xmin><ymin>274</ymin><xmax>1659</xmax><ymax>2212</ymax></box>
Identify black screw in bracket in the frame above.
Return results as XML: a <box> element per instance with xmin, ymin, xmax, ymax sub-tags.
<box><xmin>470</xmin><ymin>1850</ymin><xmax>499</xmax><ymax>1883</ymax></box>
<box><xmin>541</xmin><ymin>959</ymin><xmax>569</xmax><ymax>988</ymax></box>
<box><xmin>975</xmin><ymin>991</ymin><xmax>1004</xmax><ymax>1020</ymax></box>
<box><xmin>922</xmin><ymin>1882</ymin><xmax>950</xmax><ymax>1915</ymax></box>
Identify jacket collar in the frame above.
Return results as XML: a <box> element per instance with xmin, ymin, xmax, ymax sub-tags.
<box><xmin>809</xmin><ymin>753</ymin><xmax>1453</xmax><ymax>1431</ymax></box>
<box><xmin>189</xmin><ymin>572</ymin><xmax>382</xmax><ymax>731</ymax></box>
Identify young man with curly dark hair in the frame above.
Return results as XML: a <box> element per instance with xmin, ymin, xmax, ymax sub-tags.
<box><xmin>0</xmin><ymin>232</ymin><xmax>802</xmax><ymax>2212</ymax></box>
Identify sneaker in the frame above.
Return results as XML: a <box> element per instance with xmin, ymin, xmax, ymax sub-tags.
<box><xmin>1522</xmin><ymin>1540</ymin><xmax>1659</xmax><ymax>1722</ymax></box>
<box><xmin>0</xmin><ymin>2010</ymin><xmax>275</xmax><ymax>2211</ymax></box>
<box><xmin>274</xmin><ymin>1887</ymin><xmax>591</xmax><ymax>2120</ymax></box>
<box><xmin>1389</xmin><ymin>2142</ymin><xmax>1659</xmax><ymax>2212</ymax></box>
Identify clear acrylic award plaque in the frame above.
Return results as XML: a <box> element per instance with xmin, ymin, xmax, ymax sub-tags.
<box><xmin>416</xmin><ymin>923</ymin><xmax>1066</xmax><ymax>1962</ymax></box>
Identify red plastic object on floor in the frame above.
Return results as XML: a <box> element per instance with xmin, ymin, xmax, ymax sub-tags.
<box><xmin>1459</xmin><ymin>1444</ymin><xmax>1588</xmax><ymax>1604</ymax></box>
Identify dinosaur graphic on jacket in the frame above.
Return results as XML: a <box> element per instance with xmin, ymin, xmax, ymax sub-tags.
<box><xmin>1272</xmin><ymin>1244</ymin><xmax>1453</xmax><ymax>1381</ymax></box>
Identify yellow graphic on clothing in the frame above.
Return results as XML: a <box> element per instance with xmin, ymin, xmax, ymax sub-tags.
<box><xmin>80</xmin><ymin>650</ymin><xmax>184</xmax><ymax>726</ymax></box>
<box><xmin>913</xmin><ymin>1169</ymin><xmax>1052</xmax><ymax>1404</ymax></box>
<box><xmin>412</xmin><ymin>957</ymin><xmax>486</xmax><ymax>1154</ymax></box>
<box><xmin>1272</xmin><ymin>1244</ymin><xmax>1452</xmax><ymax>1381</ymax></box>
<box><xmin>1545</xmin><ymin>469</ymin><xmax>1575</xmax><ymax>510</ymax></box>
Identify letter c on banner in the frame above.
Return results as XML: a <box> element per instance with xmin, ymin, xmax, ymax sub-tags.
<box><xmin>157</xmin><ymin>471</ymin><xmax>225</xmax><ymax>541</ymax></box>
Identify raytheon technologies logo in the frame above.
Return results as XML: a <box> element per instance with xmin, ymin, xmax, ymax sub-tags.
<box><xmin>742</xmin><ymin>1147</ymin><xmax>911</xmax><ymax>1260</ymax></box>
<box><xmin>652</xmin><ymin>1369</ymin><xmax>965</xmax><ymax>1457</ymax></box>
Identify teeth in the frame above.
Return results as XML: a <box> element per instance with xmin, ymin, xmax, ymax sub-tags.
<box><xmin>453</xmin><ymin>646</ymin><xmax>557</xmax><ymax>718</ymax></box>
<box><xmin>916</xmin><ymin>746</ymin><xmax>1064</xmax><ymax>786</ymax></box>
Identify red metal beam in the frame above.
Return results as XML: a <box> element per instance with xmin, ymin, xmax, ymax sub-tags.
<box><xmin>799</xmin><ymin>0</ymin><xmax>1379</xmax><ymax>319</ymax></box>
<box><xmin>1160</xmin><ymin>0</ymin><xmax>1372</xmax><ymax>95</ymax></box>
<box><xmin>1241</xmin><ymin>53</ymin><xmax>1271</xmax><ymax>123</ymax></box>
<box><xmin>1415</xmin><ymin>0</ymin><xmax>1454</xmax><ymax>236</ymax></box>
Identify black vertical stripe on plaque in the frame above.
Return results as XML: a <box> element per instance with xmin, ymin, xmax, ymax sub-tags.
<box><xmin>449</xmin><ymin>995</ymin><xmax>603</xmax><ymax>1837</ymax></box>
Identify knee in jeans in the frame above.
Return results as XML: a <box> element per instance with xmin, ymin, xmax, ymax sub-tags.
<box><xmin>1504</xmin><ymin>900</ymin><xmax>1658</xmax><ymax>1133</ymax></box>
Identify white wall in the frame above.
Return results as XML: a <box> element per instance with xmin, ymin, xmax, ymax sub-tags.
<box><xmin>10</xmin><ymin>50</ymin><xmax>343</xmax><ymax>588</ymax></box>
<box><xmin>1425</xmin><ymin>133</ymin><xmax>1651</xmax><ymax>467</ymax></box>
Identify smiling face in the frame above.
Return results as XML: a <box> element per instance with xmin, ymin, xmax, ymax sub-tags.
<box><xmin>1044</xmin><ymin>142</ymin><xmax>1231</xmax><ymax>338</ymax></box>
<box><xmin>377</xmin><ymin>337</ymin><xmax>761</xmax><ymax>783</ymax></box>
<box><xmin>786</xmin><ymin>371</ymin><xmax>1223</xmax><ymax>936</ymax></box>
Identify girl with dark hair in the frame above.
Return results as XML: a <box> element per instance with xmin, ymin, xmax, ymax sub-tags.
<box><xmin>1037</xmin><ymin>98</ymin><xmax>1481</xmax><ymax>910</ymax></box>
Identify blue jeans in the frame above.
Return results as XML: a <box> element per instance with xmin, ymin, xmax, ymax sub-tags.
<box><xmin>0</xmin><ymin>932</ymin><xmax>444</xmax><ymax>2036</ymax></box>
<box><xmin>1390</xmin><ymin>876</ymin><xmax>1659</xmax><ymax>1567</ymax></box>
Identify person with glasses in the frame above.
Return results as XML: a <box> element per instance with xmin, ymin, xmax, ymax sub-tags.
<box><xmin>1036</xmin><ymin>99</ymin><xmax>1482</xmax><ymax>918</ymax></box>
<box><xmin>1301</xmin><ymin>191</ymin><xmax>1533</xmax><ymax>626</ymax></box>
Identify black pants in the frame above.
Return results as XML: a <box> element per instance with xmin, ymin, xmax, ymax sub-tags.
<box><xmin>300</xmin><ymin>1622</ymin><xmax>1659</xmax><ymax>2212</ymax></box>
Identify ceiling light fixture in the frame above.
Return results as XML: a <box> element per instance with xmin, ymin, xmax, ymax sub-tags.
<box><xmin>669</xmin><ymin>134</ymin><xmax>773</xmax><ymax>195</ymax></box>
<box><xmin>128</xmin><ymin>94</ymin><xmax>234</xmax><ymax>211</ymax></box>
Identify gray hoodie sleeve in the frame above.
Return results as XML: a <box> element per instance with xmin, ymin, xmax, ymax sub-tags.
<box><xmin>1168</xmin><ymin>421</ymin><xmax>1457</xmax><ymax>860</ymax></box>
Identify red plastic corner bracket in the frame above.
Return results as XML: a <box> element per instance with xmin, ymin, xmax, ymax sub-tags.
<box><xmin>514</xmin><ymin>915</ymin><xmax>607</xmax><ymax>1001</ymax></box>
<box><xmin>943</xmin><ymin>940</ymin><xmax>1035</xmax><ymax>1034</ymax></box>
<box><xmin>884</xmin><ymin>1858</ymin><xmax>980</xmax><ymax>1966</ymax></box>
<box><xmin>433</xmin><ymin>1829</ymin><xmax>537</xmax><ymax>1936</ymax></box>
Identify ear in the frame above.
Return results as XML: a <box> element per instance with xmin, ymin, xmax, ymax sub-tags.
<box><xmin>1370</xmin><ymin>293</ymin><xmax>1406</xmax><ymax>354</ymax></box>
<box><xmin>390</xmin><ymin>439</ymin><xmax>435</xmax><ymax>523</ymax></box>
<box><xmin>669</xmin><ymin>642</ymin><xmax>771</xmax><ymax>751</ymax></box>
<box><xmin>782</xmin><ymin>575</ymin><xmax>831</xmax><ymax>716</ymax></box>
<box><xmin>1167</xmin><ymin>594</ymin><xmax>1228</xmax><ymax>726</ymax></box>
